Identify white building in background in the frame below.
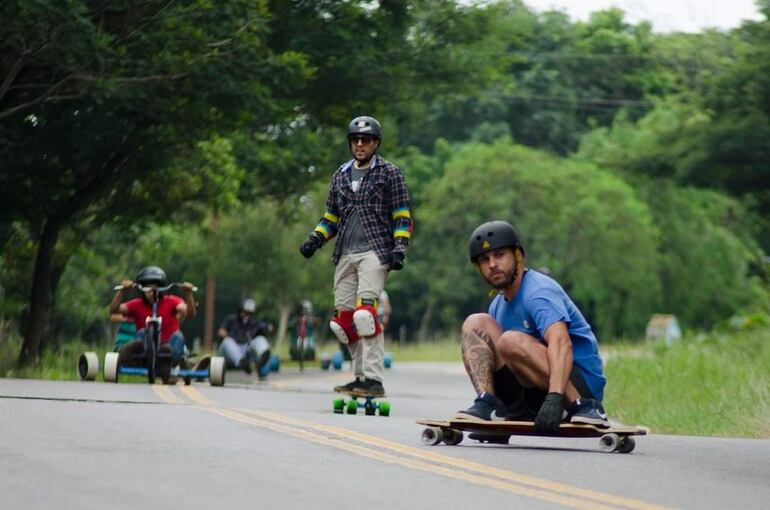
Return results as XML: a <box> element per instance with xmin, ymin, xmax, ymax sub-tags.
<box><xmin>645</xmin><ymin>314</ymin><xmax>682</xmax><ymax>345</ymax></box>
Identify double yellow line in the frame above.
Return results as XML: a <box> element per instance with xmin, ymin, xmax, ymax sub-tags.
<box><xmin>152</xmin><ymin>385</ymin><xmax>668</xmax><ymax>510</ymax></box>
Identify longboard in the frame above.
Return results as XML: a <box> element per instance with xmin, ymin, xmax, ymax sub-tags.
<box><xmin>416</xmin><ymin>418</ymin><xmax>647</xmax><ymax>453</ymax></box>
<box><xmin>333</xmin><ymin>389</ymin><xmax>390</xmax><ymax>417</ymax></box>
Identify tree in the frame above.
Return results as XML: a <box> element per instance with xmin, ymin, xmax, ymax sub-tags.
<box><xmin>409</xmin><ymin>137</ymin><xmax>662</xmax><ymax>339</ymax></box>
<box><xmin>0</xmin><ymin>0</ymin><xmax>311</xmax><ymax>364</ymax></box>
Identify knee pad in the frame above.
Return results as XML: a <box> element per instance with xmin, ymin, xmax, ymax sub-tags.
<box><xmin>330</xmin><ymin>310</ymin><xmax>359</xmax><ymax>344</ymax></box>
<box><xmin>353</xmin><ymin>299</ymin><xmax>382</xmax><ymax>338</ymax></box>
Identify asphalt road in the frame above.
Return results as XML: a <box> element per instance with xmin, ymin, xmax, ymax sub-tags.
<box><xmin>1</xmin><ymin>361</ymin><xmax>769</xmax><ymax>510</ymax></box>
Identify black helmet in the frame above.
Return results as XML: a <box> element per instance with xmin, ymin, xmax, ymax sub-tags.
<box><xmin>347</xmin><ymin>116</ymin><xmax>382</xmax><ymax>140</ymax></box>
<box><xmin>468</xmin><ymin>221</ymin><xmax>524</xmax><ymax>263</ymax></box>
<box><xmin>136</xmin><ymin>266</ymin><xmax>166</xmax><ymax>285</ymax></box>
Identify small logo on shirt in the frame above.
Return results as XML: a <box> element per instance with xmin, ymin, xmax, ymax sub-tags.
<box><xmin>523</xmin><ymin>320</ymin><xmax>530</xmax><ymax>329</ymax></box>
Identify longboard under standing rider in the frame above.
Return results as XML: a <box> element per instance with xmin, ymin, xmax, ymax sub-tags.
<box><xmin>299</xmin><ymin>115</ymin><xmax>413</xmax><ymax>402</ymax></box>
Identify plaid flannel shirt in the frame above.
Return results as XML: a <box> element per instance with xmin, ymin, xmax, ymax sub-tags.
<box><xmin>311</xmin><ymin>154</ymin><xmax>413</xmax><ymax>265</ymax></box>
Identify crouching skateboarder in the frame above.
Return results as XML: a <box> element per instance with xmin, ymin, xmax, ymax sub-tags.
<box><xmin>457</xmin><ymin>221</ymin><xmax>609</xmax><ymax>440</ymax></box>
<box><xmin>300</xmin><ymin>116</ymin><xmax>413</xmax><ymax>397</ymax></box>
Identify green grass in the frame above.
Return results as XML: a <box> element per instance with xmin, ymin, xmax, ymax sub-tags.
<box><xmin>0</xmin><ymin>336</ymin><xmax>100</xmax><ymax>381</ymax></box>
<box><xmin>604</xmin><ymin>327</ymin><xmax>770</xmax><ymax>438</ymax></box>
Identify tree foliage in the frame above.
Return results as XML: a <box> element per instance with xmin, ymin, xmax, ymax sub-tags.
<box><xmin>1</xmin><ymin>1</ymin><xmax>768</xmax><ymax>360</ymax></box>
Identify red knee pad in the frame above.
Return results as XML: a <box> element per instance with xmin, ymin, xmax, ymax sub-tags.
<box><xmin>353</xmin><ymin>304</ymin><xmax>382</xmax><ymax>338</ymax></box>
<box><xmin>330</xmin><ymin>310</ymin><xmax>359</xmax><ymax>344</ymax></box>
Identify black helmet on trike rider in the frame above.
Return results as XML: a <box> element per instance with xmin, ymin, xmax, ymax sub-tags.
<box><xmin>136</xmin><ymin>266</ymin><xmax>166</xmax><ymax>286</ymax></box>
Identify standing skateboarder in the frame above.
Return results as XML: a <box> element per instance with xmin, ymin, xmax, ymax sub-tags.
<box><xmin>300</xmin><ymin>116</ymin><xmax>413</xmax><ymax>396</ymax></box>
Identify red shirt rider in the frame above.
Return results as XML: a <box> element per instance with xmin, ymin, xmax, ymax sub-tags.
<box><xmin>124</xmin><ymin>295</ymin><xmax>184</xmax><ymax>342</ymax></box>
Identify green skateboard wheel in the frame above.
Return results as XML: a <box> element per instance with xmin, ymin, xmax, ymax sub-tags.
<box><xmin>378</xmin><ymin>400</ymin><xmax>390</xmax><ymax>417</ymax></box>
<box><xmin>346</xmin><ymin>399</ymin><xmax>358</xmax><ymax>415</ymax></box>
<box><xmin>333</xmin><ymin>398</ymin><xmax>344</xmax><ymax>414</ymax></box>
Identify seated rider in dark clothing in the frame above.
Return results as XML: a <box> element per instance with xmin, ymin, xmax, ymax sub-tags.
<box><xmin>217</xmin><ymin>299</ymin><xmax>273</xmax><ymax>376</ymax></box>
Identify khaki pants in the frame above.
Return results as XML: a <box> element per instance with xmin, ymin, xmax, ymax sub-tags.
<box><xmin>334</xmin><ymin>250</ymin><xmax>388</xmax><ymax>382</ymax></box>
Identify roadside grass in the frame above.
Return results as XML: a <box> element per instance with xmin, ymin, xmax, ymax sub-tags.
<box><xmin>0</xmin><ymin>336</ymin><xmax>100</xmax><ymax>381</ymax></box>
<box><xmin>604</xmin><ymin>326</ymin><xmax>770</xmax><ymax>438</ymax></box>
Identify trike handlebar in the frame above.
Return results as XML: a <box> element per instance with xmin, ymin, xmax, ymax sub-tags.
<box><xmin>113</xmin><ymin>282</ymin><xmax>198</xmax><ymax>292</ymax></box>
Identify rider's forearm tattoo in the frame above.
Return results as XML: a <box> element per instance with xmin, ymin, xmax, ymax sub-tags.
<box><xmin>461</xmin><ymin>327</ymin><xmax>496</xmax><ymax>395</ymax></box>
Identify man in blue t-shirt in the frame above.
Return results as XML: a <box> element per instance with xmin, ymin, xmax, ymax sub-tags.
<box><xmin>456</xmin><ymin>220</ymin><xmax>609</xmax><ymax>435</ymax></box>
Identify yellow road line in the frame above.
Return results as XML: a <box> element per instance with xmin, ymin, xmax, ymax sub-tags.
<box><xmin>151</xmin><ymin>384</ymin><xmax>188</xmax><ymax>405</ymax></box>
<box><xmin>187</xmin><ymin>397</ymin><xmax>613</xmax><ymax>509</ymax></box>
<box><xmin>177</xmin><ymin>387</ymin><xmax>669</xmax><ymax>510</ymax></box>
<box><xmin>242</xmin><ymin>408</ymin><xmax>667</xmax><ymax>510</ymax></box>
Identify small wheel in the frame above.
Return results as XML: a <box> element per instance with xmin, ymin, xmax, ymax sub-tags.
<box><xmin>332</xmin><ymin>351</ymin><xmax>343</xmax><ymax>370</ymax></box>
<box><xmin>346</xmin><ymin>399</ymin><xmax>358</xmax><ymax>415</ymax></box>
<box><xmin>184</xmin><ymin>376</ymin><xmax>192</xmax><ymax>386</ymax></box>
<box><xmin>421</xmin><ymin>426</ymin><xmax>444</xmax><ymax>446</ymax></box>
<box><xmin>320</xmin><ymin>355</ymin><xmax>331</xmax><ymax>370</ymax></box>
<box><xmin>378</xmin><ymin>400</ymin><xmax>391</xmax><ymax>417</ymax></box>
<box><xmin>333</xmin><ymin>398</ymin><xmax>345</xmax><ymax>414</ymax></box>
<box><xmin>269</xmin><ymin>354</ymin><xmax>280</xmax><ymax>373</ymax></box>
<box><xmin>616</xmin><ymin>436</ymin><xmax>636</xmax><ymax>453</ymax></box>
<box><xmin>364</xmin><ymin>401</ymin><xmax>376</xmax><ymax>416</ymax></box>
<box><xmin>103</xmin><ymin>352</ymin><xmax>119</xmax><ymax>383</ymax></box>
<box><xmin>443</xmin><ymin>428</ymin><xmax>463</xmax><ymax>445</ymax></box>
<box><xmin>599</xmin><ymin>433</ymin><xmax>621</xmax><ymax>453</ymax></box>
<box><xmin>78</xmin><ymin>352</ymin><xmax>99</xmax><ymax>381</ymax></box>
<box><xmin>209</xmin><ymin>356</ymin><xmax>226</xmax><ymax>386</ymax></box>
<box><xmin>384</xmin><ymin>352</ymin><xmax>393</xmax><ymax>369</ymax></box>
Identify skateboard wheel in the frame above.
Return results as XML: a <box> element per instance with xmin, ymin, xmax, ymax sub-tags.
<box><xmin>78</xmin><ymin>352</ymin><xmax>99</xmax><ymax>381</ymax></box>
<box><xmin>599</xmin><ymin>433</ymin><xmax>621</xmax><ymax>453</ymax></box>
<box><xmin>378</xmin><ymin>401</ymin><xmax>391</xmax><ymax>417</ymax></box>
<box><xmin>104</xmin><ymin>352</ymin><xmax>119</xmax><ymax>383</ymax></box>
<box><xmin>421</xmin><ymin>426</ymin><xmax>444</xmax><ymax>446</ymax></box>
<box><xmin>209</xmin><ymin>356</ymin><xmax>226</xmax><ymax>386</ymax></box>
<box><xmin>384</xmin><ymin>352</ymin><xmax>393</xmax><ymax>369</ymax></box>
<box><xmin>617</xmin><ymin>436</ymin><xmax>636</xmax><ymax>454</ymax></box>
<box><xmin>364</xmin><ymin>401</ymin><xmax>376</xmax><ymax>416</ymax></box>
<box><xmin>184</xmin><ymin>376</ymin><xmax>192</xmax><ymax>386</ymax></box>
<box><xmin>346</xmin><ymin>399</ymin><xmax>358</xmax><ymax>415</ymax></box>
<box><xmin>333</xmin><ymin>398</ymin><xmax>345</xmax><ymax>414</ymax></box>
<box><xmin>320</xmin><ymin>354</ymin><xmax>331</xmax><ymax>370</ymax></box>
<box><xmin>443</xmin><ymin>428</ymin><xmax>463</xmax><ymax>446</ymax></box>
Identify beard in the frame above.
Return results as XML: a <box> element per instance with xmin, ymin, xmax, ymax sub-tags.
<box><xmin>485</xmin><ymin>267</ymin><xmax>517</xmax><ymax>289</ymax></box>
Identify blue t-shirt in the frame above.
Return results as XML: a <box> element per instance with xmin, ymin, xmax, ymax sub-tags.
<box><xmin>488</xmin><ymin>269</ymin><xmax>606</xmax><ymax>401</ymax></box>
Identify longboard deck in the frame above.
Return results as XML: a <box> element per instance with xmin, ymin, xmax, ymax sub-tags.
<box><xmin>417</xmin><ymin>418</ymin><xmax>646</xmax><ymax>452</ymax></box>
<box><xmin>416</xmin><ymin>418</ymin><xmax>647</xmax><ymax>438</ymax></box>
<box><xmin>335</xmin><ymin>389</ymin><xmax>388</xmax><ymax>399</ymax></box>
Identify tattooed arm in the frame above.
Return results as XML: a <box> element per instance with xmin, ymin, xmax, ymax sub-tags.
<box><xmin>461</xmin><ymin>327</ymin><xmax>497</xmax><ymax>395</ymax></box>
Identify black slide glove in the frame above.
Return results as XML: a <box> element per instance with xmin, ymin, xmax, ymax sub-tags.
<box><xmin>534</xmin><ymin>392</ymin><xmax>565</xmax><ymax>435</ymax></box>
<box><xmin>299</xmin><ymin>233</ymin><xmax>323</xmax><ymax>259</ymax></box>
<box><xmin>388</xmin><ymin>251</ymin><xmax>405</xmax><ymax>271</ymax></box>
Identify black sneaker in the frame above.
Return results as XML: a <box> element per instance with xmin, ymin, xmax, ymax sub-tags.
<box><xmin>357</xmin><ymin>378</ymin><xmax>385</xmax><ymax>397</ymax></box>
<box><xmin>455</xmin><ymin>392</ymin><xmax>507</xmax><ymax>421</ymax></box>
<box><xmin>567</xmin><ymin>398</ymin><xmax>609</xmax><ymax>427</ymax></box>
<box><xmin>334</xmin><ymin>378</ymin><xmax>363</xmax><ymax>393</ymax></box>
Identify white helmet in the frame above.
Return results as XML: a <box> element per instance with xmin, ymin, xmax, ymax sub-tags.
<box><xmin>241</xmin><ymin>299</ymin><xmax>256</xmax><ymax>313</ymax></box>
